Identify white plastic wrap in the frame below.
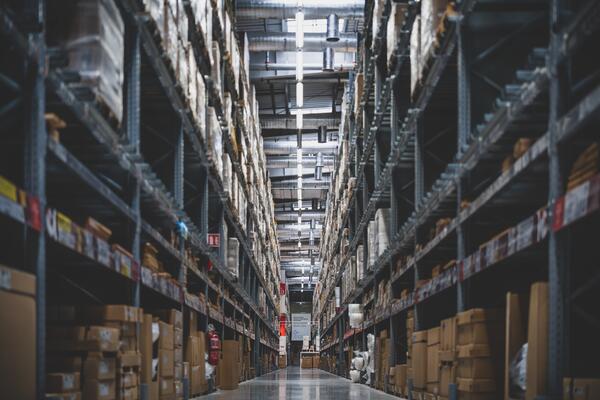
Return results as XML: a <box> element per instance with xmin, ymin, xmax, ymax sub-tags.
<box><xmin>65</xmin><ymin>0</ymin><xmax>124</xmax><ymax>122</ymax></box>
<box><xmin>349</xmin><ymin>369</ymin><xmax>361</xmax><ymax>383</ymax></box>
<box><xmin>367</xmin><ymin>220</ymin><xmax>377</xmax><ymax>269</ymax></box>
<box><xmin>410</xmin><ymin>16</ymin><xmax>421</xmax><ymax>96</ymax></box>
<box><xmin>421</xmin><ymin>0</ymin><xmax>447</xmax><ymax>63</ymax></box>
<box><xmin>356</xmin><ymin>245</ymin><xmax>364</xmax><ymax>281</ymax></box>
<box><xmin>387</xmin><ymin>3</ymin><xmax>408</xmax><ymax>67</ymax></box>
<box><xmin>376</xmin><ymin>208</ymin><xmax>390</xmax><ymax>256</ymax></box>
<box><xmin>227</xmin><ymin>237</ymin><xmax>239</xmax><ymax>278</ymax></box>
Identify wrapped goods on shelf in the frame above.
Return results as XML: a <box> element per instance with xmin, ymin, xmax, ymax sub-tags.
<box><xmin>375</xmin><ymin>208</ymin><xmax>390</xmax><ymax>256</ymax></box>
<box><xmin>372</xmin><ymin>0</ymin><xmax>385</xmax><ymax>49</ymax></box>
<box><xmin>367</xmin><ymin>220</ymin><xmax>377</xmax><ymax>270</ymax></box>
<box><xmin>211</xmin><ymin>41</ymin><xmax>222</xmax><ymax>99</ymax></box>
<box><xmin>196</xmin><ymin>72</ymin><xmax>206</xmax><ymax>137</ymax></box>
<box><xmin>177</xmin><ymin>42</ymin><xmax>189</xmax><ymax>96</ymax></box>
<box><xmin>356</xmin><ymin>245</ymin><xmax>364</xmax><ymax>281</ymax></box>
<box><xmin>223</xmin><ymin>153</ymin><xmax>232</xmax><ymax>198</ymax></box>
<box><xmin>410</xmin><ymin>16</ymin><xmax>421</xmax><ymax>96</ymax></box>
<box><xmin>64</xmin><ymin>0</ymin><xmax>124</xmax><ymax>122</ymax></box>
<box><xmin>387</xmin><ymin>2</ymin><xmax>408</xmax><ymax>67</ymax></box>
<box><xmin>207</xmin><ymin>107</ymin><xmax>223</xmax><ymax>176</ymax></box>
<box><xmin>165</xmin><ymin>7</ymin><xmax>178</xmax><ymax>70</ymax></box>
<box><xmin>421</xmin><ymin>0</ymin><xmax>447</xmax><ymax>64</ymax></box>
<box><xmin>227</xmin><ymin>238</ymin><xmax>240</xmax><ymax>279</ymax></box>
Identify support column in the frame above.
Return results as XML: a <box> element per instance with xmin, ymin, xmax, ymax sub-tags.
<box><xmin>456</xmin><ymin>13</ymin><xmax>470</xmax><ymax>313</ymax></box>
<box><xmin>23</xmin><ymin>1</ymin><xmax>47</xmax><ymax>397</ymax></box>
<box><xmin>413</xmin><ymin>116</ymin><xmax>424</xmax><ymax>331</ymax></box>
<box><xmin>548</xmin><ymin>0</ymin><xmax>568</xmax><ymax>396</ymax></box>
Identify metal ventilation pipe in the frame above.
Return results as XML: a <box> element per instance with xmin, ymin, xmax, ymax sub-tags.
<box><xmin>312</xmin><ymin>199</ymin><xmax>319</xmax><ymax>210</ymax></box>
<box><xmin>323</xmin><ymin>47</ymin><xmax>335</xmax><ymax>71</ymax></box>
<box><xmin>297</xmin><ymin>131</ymin><xmax>302</xmax><ymax>148</ymax></box>
<box><xmin>317</xmin><ymin>126</ymin><xmax>328</xmax><ymax>143</ymax></box>
<box><xmin>251</xmin><ymin>62</ymin><xmax>354</xmax><ymax>71</ymax></box>
<box><xmin>315</xmin><ymin>152</ymin><xmax>324</xmax><ymax>180</ymax></box>
<box><xmin>326</xmin><ymin>14</ymin><xmax>340</xmax><ymax>42</ymax></box>
<box><xmin>236</xmin><ymin>0</ymin><xmax>364</xmax><ymax>19</ymax></box>
<box><xmin>247</xmin><ymin>32</ymin><xmax>357</xmax><ymax>52</ymax></box>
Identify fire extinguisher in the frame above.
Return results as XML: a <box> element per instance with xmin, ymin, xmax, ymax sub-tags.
<box><xmin>207</xmin><ymin>324</ymin><xmax>221</xmax><ymax>366</ymax></box>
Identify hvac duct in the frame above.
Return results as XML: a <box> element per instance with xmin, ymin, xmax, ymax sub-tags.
<box><xmin>322</xmin><ymin>47</ymin><xmax>335</xmax><ymax>71</ymax></box>
<box><xmin>247</xmin><ymin>32</ymin><xmax>356</xmax><ymax>52</ymax></box>
<box><xmin>267</xmin><ymin>155</ymin><xmax>335</xmax><ymax>168</ymax></box>
<box><xmin>326</xmin><ymin>14</ymin><xmax>340</xmax><ymax>42</ymax></box>
<box><xmin>251</xmin><ymin>62</ymin><xmax>354</xmax><ymax>71</ymax></box>
<box><xmin>236</xmin><ymin>0</ymin><xmax>364</xmax><ymax>19</ymax></box>
<box><xmin>315</xmin><ymin>152</ymin><xmax>324</xmax><ymax>180</ymax></box>
<box><xmin>261</xmin><ymin>116</ymin><xmax>340</xmax><ymax>130</ymax></box>
<box><xmin>297</xmin><ymin>131</ymin><xmax>302</xmax><ymax>148</ymax></box>
<box><xmin>317</xmin><ymin>126</ymin><xmax>328</xmax><ymax>143</ymax></box>
<box><xmin>263</xmin><ymin>141</ymin><xmax>338</xmax><ymax>155</ymax></box>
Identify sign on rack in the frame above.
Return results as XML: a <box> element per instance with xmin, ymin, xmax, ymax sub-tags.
<box><xmin>207</xmin><ymin>233</ymin><xmax>220</xmax><ymax>247</ymax></box>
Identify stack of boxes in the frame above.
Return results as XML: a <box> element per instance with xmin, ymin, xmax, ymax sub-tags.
<box><xmin>426</xmin><ymin>327</ymin><xmax>441</xmax><ymax>398</ymax></box>
<box><xmin>0</xmin><ymin>265</ymin><xmax>36</xmax><ymax>399</ymax></box>
<box><xmin>456</xmin><ymin>309</ymin><xmax>504</xmax><ymax>400</ymax></box>
<box><xmin>156</xmin><ymin>310</ymin><xmax>183</xmax><ymax>399</ymax></box>
<box><xmin>412</xmin><ymin>330</ymin><xmax>428</xmax><ymax>397</ymax></box>
<box><xmin>46</xmin><ymin>305</ymin><xmax>142</xmax><ymax>400</ymax></box>
<box><xmin>157</xmin><ymin>320</ymin><xmax>175</xmax><ymax>399</ymax></box>
<box><xmin>439</xmin><ymin>316</ymin><xmax>457</xmax><ymax>400</ymax></box>
<box><xmin>185</xmin><ymin>310</ymin><xmax>206</xmax><ymax>396</ymax></box>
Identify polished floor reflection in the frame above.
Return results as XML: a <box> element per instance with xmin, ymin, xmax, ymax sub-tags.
<box><xmin>200</xmin><ymin>366</ymin><xmax>401</xmax><ymax>400</ymax></box>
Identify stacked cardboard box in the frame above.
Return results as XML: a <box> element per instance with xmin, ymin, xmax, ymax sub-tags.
<box><xmin>412</xmin><ymin>331</ymin><xmax>428</xmax><ymax>392</ymax></box>
<box><xmin>563</xmin><ymin>378</ymin><xmax>600</xmax><ymax>400</ymax></box>
<box><xmin>567</xmin><ymin>142</ymin><xmax>599</xmax><ymax>191</ymax></box>
<box><xmin>219</xmin><ymin>340</ymin><xmax>240</xmax><ymax>390</ymax></box>
<box><xmin>157</xmin><ymin>321</ymin><xmax>175</xmax><ymax>399</ymax></box>
<box><xmin>456</xmin><ymin>308</ymin><xmax>504</xmax><ymax>400</ymax></box>
<box><xmin>185</xmin><ymin>321</ymin><xmax>207</xmax><ymax>397</ymax></box>
<box><xmin>394</xmin><ymin>364</ymin><xmax>407</xmax><ymax>396</ymax></box>
<box><xmin>427</xmin><ymin>327</ymin><xmax>440</xmax><ymax>395</ymax></box>
<box><xmin>387</xmin><ymin>2</ymin><xmax>408</xmax><ymax>67</ymax></box>
<box><xmin>439</xmin><ymin>316</ymin><xmax>457</xmax><ymax>399</ymax></box>
<box><xmin>0</xmin><ymin>265</ymin><xmax>36</xmax><ymax>399</ymax></box>
<box><xmin>156</xmin><ymin>310</ymin><xmax>183</xmax><ymax>399</ymax></box>
<box><xmin>83</xmin><ymin>305</ymin><xmax>142</xmax><ymax>400</ymax></box>
<box><xmin>407</xmin><ymin>311</ymin><xmax>415</xmax><ymax>383</ymax></box>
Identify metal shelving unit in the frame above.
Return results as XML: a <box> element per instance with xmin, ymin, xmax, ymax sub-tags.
<box><xmin>0</xmin><ymin>0</ymin><xmax>282</xmax><ymax>396</ymax></box>
<box><xmin>316</xmin><ymin>0</ymin><xmax>600</xmax><ymax>397</ymax></box>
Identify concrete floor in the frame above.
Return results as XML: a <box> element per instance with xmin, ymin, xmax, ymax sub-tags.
<box><xmin>201</xmin><ymin>367</ymin><xmax>400</xmax><ymax>400</ymax></box>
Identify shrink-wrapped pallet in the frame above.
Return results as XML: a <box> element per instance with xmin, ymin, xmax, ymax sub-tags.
<box><xmin>410</xmin><ymin>16</ymin><xmax>421</xmax><ymax>96</ymax></box>
<box><xmin>376</xmin><ymin>208</ymin><xmax>391</xmax><ymax>256</ymax></box>
<box><xmin>421</xmin><ymin>0</ymin><xmax>447</xmax><ymax>65</ymax></box>
<box><xmin>387</xmin><ymin>3</ymin><xmax>408</xmax><ymax>67</ymax></box>
<box><xmin>368</xmin><ymin>221</ymin><xmax>377</xmax><ymax>270</ymax></box>
<box><xmin>64</xmin><ymin>0</ymin><xmax>124</xmax><ymax>122</ymax></box>
<box><xmin>207</xmin><ymin>107</ymin><xmax>223</xmax><ymax>176</ymax></box>
<box><xmin>227</xmin><ymin>238</ymin><xmax>240</xmax><ymax>278</ymax></box>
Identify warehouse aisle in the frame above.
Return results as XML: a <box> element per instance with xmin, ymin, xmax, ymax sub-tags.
<box><xmin>201</xmin><ymin>367</ymin><xmax>400</xmax><ymax>400</ymax></box>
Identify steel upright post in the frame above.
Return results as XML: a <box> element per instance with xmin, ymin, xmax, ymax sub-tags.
<box><xmin>23</xmin><ymin>1</ymin><xmax>47</xmax><ymax>397</ymax></box>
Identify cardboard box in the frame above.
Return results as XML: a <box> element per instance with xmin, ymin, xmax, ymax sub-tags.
<box><xmin>278</xmin><ymin>355</ymin><xmax>287</xmax><ymax>368</ymax></box>
<box><xmin>83</xmin><ymin>379</ymin><xmax>116</xmax><ymax>400</ymax></box>
<box><xmin>412</xmin><ymin>331</ymin><xmax>428</xmax><ymax>389</ymax></box>
<box><xmin>427</xmin><ymin>328</ymin><xmax>440</xmax><ymax>393</ymax></box>
<box><xmin>0</xmin><ymin>265</ymin><xmax>36</xmax><ymax>400</ymax></box>
<box><xmin>526</xmin><ymin>282</ymin><xmax>548</xmax><ymax>400</ymax></box>
<box><xmin>439</xmin><ymin>363</ymin><xmax>456</xmax><ymax>397</ymax></box>
<box><xmin>174</xmin><ymin>328</ymin><xmax>183</xmax><ymax>348</ymax></box>
<box><xmin>158</xmin><ymin>322</ymin><xmax>174</xmax><ymax>350</ymax></box>
<box><xmin>457</xmin><ymin>309</ymin><xmax>503</xmax><ymax>345</ymax></box>
<box><xmin>84</xmin><ymin>355</ymin><xmax>116</xmax><ymax>380</ymax></box>
<box><xmin>159</xmin><ymin>377</ymin><xmax>174</xmax><ymax>396</ymax></box>
<box><xmin>457</xmin><ymin>355</ymin><xmax>494</xmax><ymax>379</ymax></box>
<box><xmin>120</xmin><ymin>371</ymin><xmax>138</xmax><ymax>388</ymax></box>
<box><xmin>220</xmin><ymin>340</ymin><xmax>239</xmax><ymax>390</ymax></box>
<box><xmin>155</xmin><ymin>309</ymin><xmax>183</xmax><ymax>329</ymax></box>
<box><xmin>394</xmin><ymin>364</ymin><xmax>407</xmax><ymax>394</ymax></box>
<box><xmin>185</xmin><ymin>336</ymin><xmax>201</xmax><ymax>366</ymax></box>
<box><xmin>84</xmin><ymin>305</ymin><xmax>140</xmax><ymax>323</ymax></box>
<box><xmin>159</xmin><ymin>350</ymin><xmax>175</xmax><ymax>378</ymax></box>
<box><xmin>301</xmin><ymin>356</ymin><xmax>313</xmax><ymax>369</ymax></box>
<box><xmin>47</xmin><ymin>372</ymin><xmax>81</xmax><ymax>393</ymax></box>
<box><xmin>440</xmin><ymin>316</ymin><xmax>457</xmax><ymax>361</ymax></box>
<box><xmin>140</xmin><ymin>315</ymin><xmax>154</xmax><ymax>384</ymax></box>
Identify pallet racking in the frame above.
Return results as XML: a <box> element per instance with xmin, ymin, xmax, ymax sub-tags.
<box><xmin>314</xmin><ymin>0</ymin><xmax>600</xmax><ymax>398</ymax></box>
<box><xmin>0</xmin><ymin>0</ymin><xmax>283</xmax><ymax>397</ymax></box>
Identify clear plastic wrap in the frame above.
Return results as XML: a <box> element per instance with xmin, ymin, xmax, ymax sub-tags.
<box><xmin>410</xmin><ymin>16</ymin><xmax>421</xmax><ymax>96</ymax></box>
<box><xmin>65</xmin><ymin>0</ymin><xmax>124</xmax><ymax>122</ymax></box>
<box><xmin>227</xmin><ymin>237</ymin><xmax>240</xmax><ymax>278</ymax></box>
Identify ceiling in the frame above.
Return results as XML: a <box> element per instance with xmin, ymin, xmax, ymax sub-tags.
<box><xmin>234</xmin><ymin>1</ymin><xmax>363</xmax><ymax>293</ymax></box>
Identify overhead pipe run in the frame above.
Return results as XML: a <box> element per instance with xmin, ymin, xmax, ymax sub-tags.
<box><xmin>315</xmin><ymin>152</ymin><xmax>324</xmax><ymax>180</ymax></box>
<box><xmin>267</xmin><ymin>155</ymin><xmax>335</xmax><ymax>168</ymax></box>
<box><xmin>263</xmin><ymin>141</ymin><xmax>338</xmax><ymax>155</ymax></box>
<box><xmin>236</xmin><ymin>0</ymin><xmax>364</xmax><ymax>19</ymax></box>
<box><xmin>261</xmin><ymin>116</ymin><xmax>340</xmax><ymax>130</ymax></box>
<box><xmin>247</xmin><ymin>32</ymin><xmax>357</xmax><ymax>52</ymax></box>
<box><xmin>326</xmin><ymin>14</ymin><xmax>339</xmax><ymax>42</ymax></box>
<box><xmin>317</xmin><ymin>126</ymin><xmax>328</xmax><ymax>143</ymax></box>
<box><xmin>250</xmin><ymin>62</ymin><xmax>354</xmax><ymax>71</ymax></box>
<box><xmin>322</xmin><ymin>47</ymin><xmax>335</xmax><ymax>71</ymax></box>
